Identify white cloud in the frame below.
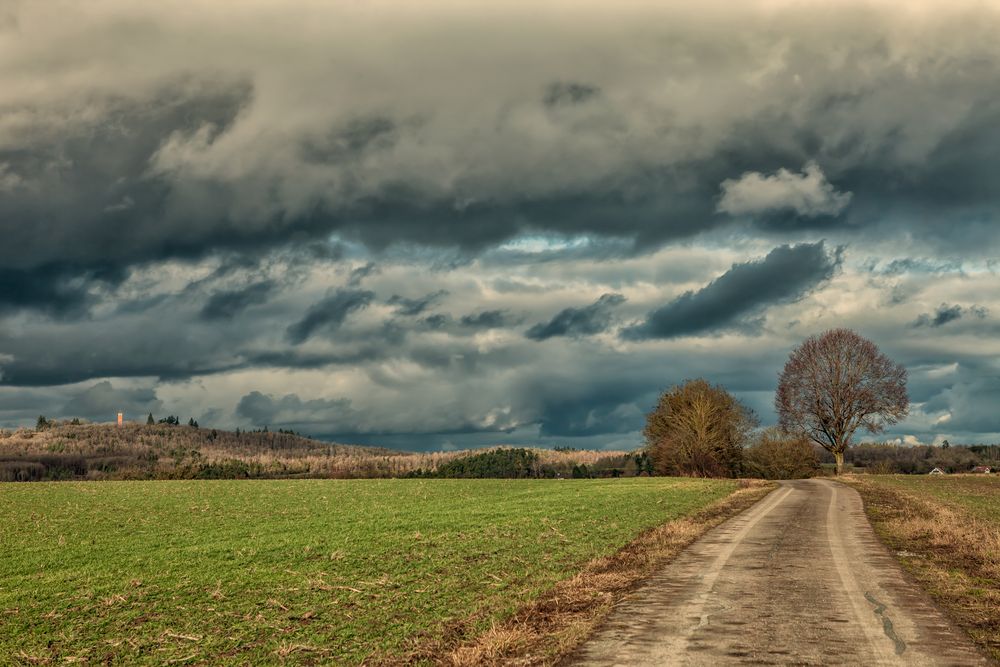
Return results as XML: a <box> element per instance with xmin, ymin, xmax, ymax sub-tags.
<box><xmin>883</xmin><ymin>434</ymin><xmax>924</xmax><ymax>446</ymax></box>
<box><xmin>717</xmin><ymin>162</ymin><xmax>852</xmax><ymax>218</ymax></box>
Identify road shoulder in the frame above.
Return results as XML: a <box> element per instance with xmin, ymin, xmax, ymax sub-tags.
<box><xmin>402</xmin><ymin>479</ymin><xmax>776</xmax><ymax>666</ymax></box>
<box><xmin>841</xmin><ymin>476</ymin><xmax>1000</xmax><ymax>664</ymax></box>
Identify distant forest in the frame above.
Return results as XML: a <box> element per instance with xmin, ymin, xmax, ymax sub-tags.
<box><xmin>0</xmin><ymin>420</ymin><xmax>644</xmax><ymax>482</ymax></box>
<box><xmin>1</xmin><ymin>418</ymin><xmax>996</xmax><ymax>482</ymax></box>
<box><xmin>821</xmin><ymin>441</ymin><xmax>1000</xmax><ymax>474</ymax></box>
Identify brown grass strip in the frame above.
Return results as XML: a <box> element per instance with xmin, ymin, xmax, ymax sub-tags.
<box><xmin>370</xmin><ymin>479</ymin><xmax>775</xmax><ymax>666</ymax></box>
<box><xmin>842</xmin><ymin>476</ymin><xmax>1000</xmax><ymax>663</ymax></box>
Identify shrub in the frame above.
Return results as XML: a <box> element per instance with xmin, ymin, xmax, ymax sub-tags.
<box><xmin>645</xmin><ymin>379</ymin><xmax>756</xmax><ymax>478</ymax></box>
<box><xmin>743</xmin><ymin>428</ymin><xmax>819</xmax><ymax>479</ymax></box>
<box><xmin>866</xmin><ymin>460</ymin><xmax>897</xmax><ymax>475</ymax></box>
<box><xmin>434</xmin><ymin>448</ymin><xmax>539</xmax><ymax>478</ymax></box>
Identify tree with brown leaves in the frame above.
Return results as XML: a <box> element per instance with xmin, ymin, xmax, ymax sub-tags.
<box><xmin>644</xmin><ymin>379</ymin><xmax>757</xmax><ymax>478</ymax></box>
<box><xmin>776</xmin><ymin>329</ymin><xmax>908</xmax><ymax>475</ymax></box>
<box><xmin>744</xmin><ymin>427</ymin><xmax>819</xmax><ymax>480</ymax></box>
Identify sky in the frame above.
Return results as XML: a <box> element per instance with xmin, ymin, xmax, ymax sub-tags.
<box><xmin>2</xmin><ymin>0</ymin><xmax>1000</xmax><ymax>450</ymax></box>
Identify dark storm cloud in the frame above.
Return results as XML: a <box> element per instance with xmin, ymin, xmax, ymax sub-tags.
<box><xmin>236</xmin><ymin>390</ymin><xmax>355</xmax><ymax>427</ymax></box>
<box><xmin>244</xmin><ymin>347</ymin><xmax>386</xmax><ymax>370</ymax></box>
<box><xmin>0</xmin><ymin>388</ymin><xmax>64</xmax><ymax>423</ymax></box>
<box><xmin>1</xmin><ymin>76</ymin><xmax>847</xmax><ymax>300</ymax></box>
<box><xmin>300</xmin><ymin>115</ymin><xmax>398</xmax><ymax>164</ymax></box>
<box><xmin>460</xmin><ymin>310</ymin><xmax>511</xmax><ymax>329</ymax></box>
<box><xmin>387</xmin><ymin>290</ymin><xmax>448</xmax><ymax>316</ymax></box>
<box><xmin>285</xmin><ymin>289</ymin><xmax>375</xmax><ymax>344</ymax></box>
<box><xmin>7</xmin><ymin>2</ymin><xmax>1000</xmax><ymax>447</ymax></box>
<box><xmin>0</xmin><ymin>79</ymin><xmax>253</xmax><ymax>271</ymax></box>
<box><xmin>6</xmin><ymin>3</ymin><xmax>1000</xmax><ymax>313</ymax></box>
<box><xmin>535</xmin><ymin>386</ymin><xmax>648</xmax><ymax>437</ymax></box>
<box><xmin>0</xmin><ymin>338</ymin><xmax>244</xmax><ymax>386</ymax></box>
<box><xmin>875</xmin><ymin>258</ymin><xmax>964</xmax><ymax>277</ymax></box>
<box><xmin>525</xmin><ymin>293</ymin><xmax>626</xmax><ymax>341</ymax></box>
<box><xmin>407</xmin><ymin>310</ymin><xmax>515</xmax><ymax>335</ymax></box>
<box><xmin>347</xmin><ymin>262</ymin><xmax>378</xmax><ymax>287</ymax></box>
<box><xmin>421</xmin><ymin>314</ymin><xmax>450</xmax><ymax>330</ymax></box>
<box><xmin>0</xmin><ymin>78</ymin><xmax>255</xmax><ymax>317</ymax></box>
<box><xmin>916</xmin><ymin>304</ymin><xmax>961</xmax><ymax>327</ymax></box>
<box><xmin>0</xmin><ymin>263</ymin><xmax>124</xmax><ymax>317</ymax></box>
<box><xmin>623</xmin><ymin>243</ymin><xmax>840</xmax><ymax>340</ymax></box>
<box><xmin>916</xmin><ymin>361</ymin><xmax>1000</xmax><ymax>435</ymax></box>
<box><xmin>61</xmin><ymin>381</ymin><xmax>162</xmax><ymax>422</ymax></box>
<box><xmin>543</xmin><ymin>81</ymin><xmax>600</xmax><ymax>107</ymax></box>
<box><xmin>912</xmin><ymin>303</ymin><xmax>988</xmax><ymax>328</ymax></box>
<box><xmin>199</xmin><ymin>280</ymin><xmax>276</xmax><ymax>320</ymax></box>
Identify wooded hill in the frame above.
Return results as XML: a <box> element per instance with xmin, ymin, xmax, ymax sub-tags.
<box><xmin>0</xmin><ymin>421</ymin><xmax>639</xmax><ymax>481</ymax></box>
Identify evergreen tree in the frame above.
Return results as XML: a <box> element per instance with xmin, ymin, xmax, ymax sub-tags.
<box><xmin>147</xmin><ymin>413</ymin><xmax>155</xmax><ymax>425</ymax></box>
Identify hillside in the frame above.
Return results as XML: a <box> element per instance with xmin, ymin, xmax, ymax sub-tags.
<box><xmin>0</xmin><ymin>421</ymin><xmax>638</xmax><ymax>481</ymax></box>
<box><xmin>0</xmin><ymin>421</ymin><xmax>392</xmax><ymax>481</ymax></box>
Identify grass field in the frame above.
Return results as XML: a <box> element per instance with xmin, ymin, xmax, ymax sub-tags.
<box><xmin>0</xmin><ymin>477</ymin><xmax>741</xmax><ymax>665</ymax></box>
<box><xmin>856</xmin><ymin>474</ymin><xmax>1000</xmax><ymax>522</ymax></box>
<box><xmin>845</xmin><ymin>475</ymin><xmax>1000</xmax><ymax>661</ymax></box>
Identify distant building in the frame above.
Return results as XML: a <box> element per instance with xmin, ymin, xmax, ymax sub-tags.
<box><xmin>928</xmin><ymin>467</ymin><xmax>945</xmax><ymax>475</ymax></box>
<box><xmin>972</xmin><ymin>466</ymin><xmax>992</xmax><ymax>474</ymax></box>
<box><xmin>117</xmin><ymin>412</ymin><xmax>123</xmax><ymax>426</ymax></box>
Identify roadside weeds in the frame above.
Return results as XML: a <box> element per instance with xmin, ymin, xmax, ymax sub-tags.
<box><xmin>843</xmin><ymin>476</ymin><xmax>1000</xmax><ymax>663</ymax></box>
<box><xmin>372</xmin><ymin>479</ymin><xmax>775</xmax><ymax>666</ymax></box>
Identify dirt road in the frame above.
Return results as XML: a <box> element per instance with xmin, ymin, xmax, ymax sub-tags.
<box><xmin>569</xmin><ymin>479</ymin><xmax>988</xmax><ymax>666</ymax></box>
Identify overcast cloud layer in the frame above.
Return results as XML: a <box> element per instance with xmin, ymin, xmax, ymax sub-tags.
<box><xmin>2</xmin><ymin>0</ymin><xmax>1000</xmax><ymax>449</ymax></box>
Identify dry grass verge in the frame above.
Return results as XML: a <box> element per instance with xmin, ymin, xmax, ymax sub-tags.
<box><xmin>843</xmin><ymin>476</ymin><xmax>1000</xmax><ymax>663</ymax></box>
<box><xmin>376</xmin><ymin>479</ymin><xmax>775</xmax><ymax>666</ymax></box>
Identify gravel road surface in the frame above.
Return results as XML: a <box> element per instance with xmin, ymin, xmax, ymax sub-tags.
<box><xmin>569</xmin><ymin>478</ymin><xmax>987</xmax><ymax>666</ymax></box>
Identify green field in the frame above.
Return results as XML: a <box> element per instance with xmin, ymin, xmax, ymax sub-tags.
<box><xmin>860</xmin><ymin>474</ymin><xmax>1000</xmax><ymax>523</ymax></box>
<box><xmin>0</xmin><ymin>478</ymin><xmax>737</xmax><ymax>664</ymax></box>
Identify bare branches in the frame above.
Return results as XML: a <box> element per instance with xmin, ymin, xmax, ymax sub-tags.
<box><xmin>644</xmin><ymin>379</ymin><xmax>757</xmax><ymax>477</ymax></box>
<box><xmin>776</xmin><ymin>329</ymin><xmax>908</xmax><ymax>474</ymax></box>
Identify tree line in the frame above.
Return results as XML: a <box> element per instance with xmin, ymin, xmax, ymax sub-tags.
<box><xmin>645</xmin><ymin>328</ymin><xmax>911</xmax><ymax>478</ymax></box>
<box><xmin>822</xmin><ymin>442</ymin><xmax>1000</xmax><ymax>475</ymax></box>
<box><xmin>10</xmin><ymin>328</ymin><xmax>983</xmax><ymax>482</ymax></box>
<box><xmin>403</xmin><ymin>448</ymin><xmax>655</xmax><ymax>479</ymax></box>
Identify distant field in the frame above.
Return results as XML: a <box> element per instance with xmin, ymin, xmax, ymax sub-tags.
<box><xmin>846</xmin><ymin>475</ymin><xmax>1000</xmax><ymax>661</ymax></box>
<box><xmin>858</xmin><ymin>474</ymin><xmax>1000</xmax><ymax>522</ymax></box>
<box><xmin>0</xmin><ymin>478</ymin><xmax>738</xmax><ymax>665</ymax></box>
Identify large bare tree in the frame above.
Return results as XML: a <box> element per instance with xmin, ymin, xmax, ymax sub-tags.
<box><xmin>776</xmin><ymin>329</ymin><xmax>908</xmax><ymax>475</ymax></box>
<box><xmin>645</xmin><ymin>379</ymin><xmax>757</xmax><ymax>478</ymax></box>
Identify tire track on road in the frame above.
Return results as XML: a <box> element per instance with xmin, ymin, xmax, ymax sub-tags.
<box><xmin>570</xmin><ymin>479</ymin><xmax>988</xmax><ymax>666</ymax></box>
<box><xmin>659</xmin><ymin>485</ymin><xmax>795</xmax><ymax>665</ymax></box>
<box><xmin>824</xmin><ymin>481</ymin><xmax>901</xmax><ymax>665</ymax></box>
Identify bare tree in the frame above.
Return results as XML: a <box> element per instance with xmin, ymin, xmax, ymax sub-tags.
<box><xmin>776</xmin><ymin>329</ymin><xmax>908</xmax><ymax>475</ymax></box>
<box><xmin>644</xmin><ymin>379</ymin><xmax>757</xmax><ymax>478</ymax></box>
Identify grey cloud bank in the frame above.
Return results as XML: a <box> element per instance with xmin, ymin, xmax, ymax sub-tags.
<box><xmin>623</xmin><ymin>243</ymin><xmax>840</xmax><ymax>340</ymax></box>
<box><xmin>526</xmin><ymin>293</ymin><xmax>626</xmax><ymax>341</ymax></box>
<box><xmin>1</xmin><ymin>1</ymin><xmax>1000</xmax><ymax>449</ymax></box>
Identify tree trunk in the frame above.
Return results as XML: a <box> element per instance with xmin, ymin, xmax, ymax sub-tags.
<box><xmin>834</xmin><ymin>451</ymin><xmax>845</xmax><ymax>475</ymax></box>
